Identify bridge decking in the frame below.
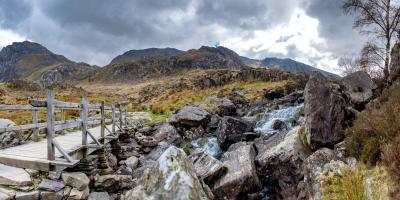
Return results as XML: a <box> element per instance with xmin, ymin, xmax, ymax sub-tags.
<box><xmin>0</xmin><ymin>125</ymin><xmax>118</xmax><ymax>171</ymax></box>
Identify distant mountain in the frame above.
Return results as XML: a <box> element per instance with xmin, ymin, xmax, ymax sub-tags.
<box><xmin>0</xmin><ymin>41</ymin><xmax>98</xmax><ymax>85</ymax></box>
<box><xmin>239</xmin><ymin>56</ymin><xmax>337</xmax><ymax>77</ymax></box>
<box><xmin>111</xmin><ymin>48</ymin><xmax>184</xmax><ymax>63</ymax></box>
<box><xmin>93</xmin><ymin>46</ymin><xmax>246</xmax><ymax>83</ymax></box>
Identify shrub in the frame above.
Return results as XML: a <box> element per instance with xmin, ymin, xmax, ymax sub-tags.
<box><xmin>345</xmin><ymin>83</ymin><xmax>400</xmax><ymax>165</ymax></box>
<box><xmin>382</xmin><ymin>134</ymin><xmax>400</xmax><ymax>199</ymax></box>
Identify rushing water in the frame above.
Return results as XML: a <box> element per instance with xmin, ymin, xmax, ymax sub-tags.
<box><xmin>190</xmin><ymin>137</ymin><xmax>221</xmax><ymax>157</ymax></box>
<box><xmin>255</xmin><ymin>104</ymin><xmax>303</xmax><ymax>134</ymax></box>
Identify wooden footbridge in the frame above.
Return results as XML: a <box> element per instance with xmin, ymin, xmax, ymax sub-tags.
<box><xmin>0</xmin><ymin>91</ymin><xmax>130</xmax><ymax>171</ymax></box>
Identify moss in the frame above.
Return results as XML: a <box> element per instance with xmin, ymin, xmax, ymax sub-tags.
<box><xmin>298</xmin><ymin>126</ymin><xmax>313</xmax><ymax>156</ymax></box>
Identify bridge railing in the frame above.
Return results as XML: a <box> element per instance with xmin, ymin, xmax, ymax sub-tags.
<box><xmin>0</xmin><ymin>90</ymin><xmax>129</xmax><ymax>165</ymax></box>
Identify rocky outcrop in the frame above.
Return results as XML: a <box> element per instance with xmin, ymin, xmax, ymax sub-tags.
<box><xmin>217</xmin><ymin>116</ymin><xmax>253</xmax><ymax>149</ymax></box>
<box><xmin>390</xmin><ymin>43</ymin><xmax>400</xmax><ymax>82</ymax></box>
<box><xmin>168</xmin><ymin>106</ymin><xmax>211</xmax><ymax>128</ymax></box>
<box><xmin>111</xmin><ymin>48</ymin><xmax>184</xmax><ymax>63</ymax></box>
<box><xmin>124</xmin><ymin>146</ymin><xmax>212</xmax><ymax>200</ymax></box>
<box><xmin>254</xmin><ymin>127</ymin><xmax>306</xmax><ymax>199</ymax></box>
<box><xmin>61</xmin><ymin>172</ymin><xmax>90</xmax><ymax>191</ymax></box>
<box><xmin>304</xmin><ymin>73</ymin><xmax>346</xmax><ymax>150</ymax></box>
<box><xmin>216</xmin><ymin>99</ymin><xmax>236</xmax><ymax>116</ymax></box>
<box><xmin>341</xmin><ymin>71</ymin><xmax>377</xmax><ymax>109</ymax></box>
<box><xmin>188</xmin><ymin>149</ymin><xmax>226</xmax><ymax>185</ymax></box>
<box><xmin>212</xmin><ymin>143</ymin><xmax>261</xmax><ymax>199</ymax></box>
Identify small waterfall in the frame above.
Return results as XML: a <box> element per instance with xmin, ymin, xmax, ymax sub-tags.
<box><xmin>255</xmin><ymin>104</ymin><xmax>303</xmax><ymax>134</ymax></box>
<box><xmin>191</xmin><ymin>137</ymin><xmax>221</xmax><ymax>157</ymax></box>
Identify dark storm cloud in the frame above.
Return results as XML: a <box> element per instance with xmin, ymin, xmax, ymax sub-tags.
<box><xmin>196</xmin><ymin>0</ymin><xmax>296</xmax><ymax>30</ymax></box>
<box><xmin>0</xmin><ymin>0</ymin><xmax>32</xmax><ymax>29</ymax></box>
<box><xmin>303</xmin><ymin>0</ymin><xmax>366</xmax><ymax>56</ymax></box>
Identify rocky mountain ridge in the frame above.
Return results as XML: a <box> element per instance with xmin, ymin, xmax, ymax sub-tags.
<box><xmin>0</xmin><ymin>41</ymin><xmax>98</xmax><ymax>85</ymax></box>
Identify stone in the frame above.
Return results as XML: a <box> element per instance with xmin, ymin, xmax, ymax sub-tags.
<box><xmin>265</xmin><ymin>88</ymin><xmax>285</xmax><ymax>100</ymax></box>
<box><xmin>390</xmin><ymin>42</ymin><xmax>400</xmax><ymax>82</ymax></box>
<box><xmin>216</xmin><ymin>99</ymin><xmax>236</xmax><ymax>116</ymax></box>
<box><xmin>125</xmin><ymin>156</ymin><xmax>139</xmax><ymax>171</ymax></box>
<box><xmin>67</xmin><ymin>187</ymin><xmax>89</xmax><ymax>200</ymax></box>
<box><xmin>124</xmin><ymin>146</ymin><xmax>211</xmax><ymax>200</ymax></box>
<box><xmin>15</xmin><ymin>191</ymin><xmax>40</xmax><ymax>200</ymax></box>
<box><xmin>38</xmin><ymin>179</ymin><xmax>64</xmax><ymax>192</ymax></box>
<box><xmin>217</xmin><ymin>116</ymin><xmax>253</xmax><ymax>149</ymax></box>
<box><xmin>0</xmin><ymin>188</ymin><xmax>15</xmax><ymax>200</ymax></box>
<box><xmin>153</xmin><ymin>123</ymin><xmax>180</xmax><ymax>145</ymax></box>
<box><xmin>88</xmin><ymin>192</ymin><xmax>110</xmax><ymax>200</ymax></box>
<box><xmin>304</xmin><ymin>73</ymin><xmax>346</xmax><ymax>150</ymax></box>
<box><xmin>167</xmin><ymin>106</ymin><xmax>211</xmax><ymax>127</ymax></box>
<box><xmin>341</xmin><ymin>71</ymin><xmax>377</xmax><ymax>109</ymax></box>
<box><xmin>40</xmin><ymin>191</ymin><xmax>63</xmax><ymax>200</ymax></box>
<box><xmin>0</xmin><ymin>192</ymin><xmax>11</xmax><ymax>200</ymax></box>
<box><xmin>61</xmin><ymin>172</ymin><xmax>90</xmax><ymax>191</ymax></box>
<box><xmin>254</xmin><ymin>127</ymin><xmax>307</xmax><ymax>199</ymax></box>
<box><xmin>272</xmin><ymin>119</ymin><xmax>285</xmax><ymax>130</ymax></box>
<box><xmin>212</xmin><ymin>144</ymin><xmax>261</xmax><ymax>200</ymax></box>
<box><xmin>188</xmin><ymin>149</ymin><xmax>226</xmax><ymax>185</ymax></box>
<box><xmin>0</xmin><ymin>119</ymin><xmax>15</xmax><ymax>127</ymax></box>
<box><xmin>302</xmin><ymin>148</ymin><xmax>337</xmax><ymax>200</ymax></box>
<box><xmin>0</xmin><ymin>165</ymin><xmax>32</xmax><ymax>187</ymax></box>
<box><xmin>94</xmin><ymin>175</ymin><xmax>133</xmax><ymax>193</ymax></box>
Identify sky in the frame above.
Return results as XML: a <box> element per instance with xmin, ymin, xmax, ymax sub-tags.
<box><xmin>0</xmin><ymin>0</ymin><xmax>366</xmax><ymax>74</ymax></box>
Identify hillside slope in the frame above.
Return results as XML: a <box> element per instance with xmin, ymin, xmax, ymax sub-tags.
<box><xmin>111</xmin><ymin>47</ymin><xmax>184</xmax><ymax>63</ymax></box>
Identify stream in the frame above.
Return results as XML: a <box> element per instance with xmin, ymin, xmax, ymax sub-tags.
<box><xmin>254</xmin><ymin>104</ymin><xmax>303</xmax><ymax>134</ymax></box>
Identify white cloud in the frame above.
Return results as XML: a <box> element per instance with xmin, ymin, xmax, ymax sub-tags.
<box><xmin>220</xmin><ymin>9</ymin><xmax>340</xmax><ymax>74</ymax></box>
<box><xmin>0</xmin><ymin>28</ymin><xmax>26</xmax><ymax>48</ymax></box>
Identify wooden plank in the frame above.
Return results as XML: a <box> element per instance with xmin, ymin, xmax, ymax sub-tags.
<box><xmin>54</xmin><ymin>121</ymin><xmax>82</xmax><ymax>132</ymax></box>
<box><xmin>81</xmin><ymin>96</ymin><xmax>88</xmax><ymax>159</ymax></box>
<box><xmin>0</xmin><ymin>154</ymin><xmax>51</xmax><ymax>171</ymax></box>
<box><xmin>52</xmin><ymin>138</ymin><xmax>75</xmax><ymax>163</ymax></box>
<box><xmin>46</xmin><ymin>91</ymin><xmax>55</xmax><ymax>161</ymax></box>
<box><xmin>0</xmin><ymin>105</ymin><xmax>45</xmax><ymax>110</ymax></box>
<box><xmin>32</xmin><ymin>110</ymin><xmax>39</xmax><ymax>142</ymax></box>
<box><xmin>30</xmin><ymin>99</ymin><xmax>82</xmax><ymax>109</ymax></box>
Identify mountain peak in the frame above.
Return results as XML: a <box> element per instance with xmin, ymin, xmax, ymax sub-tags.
<box><xmin>110</xmin><ymin>47</ymin><xmax>184</xmax><ymax>63</ymax></box>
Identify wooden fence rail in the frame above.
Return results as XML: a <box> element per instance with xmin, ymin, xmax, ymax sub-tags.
<box><xmin>0</xmin><ymin>90</ymin><xmax>129</xmax><ymax>166</ymax></box>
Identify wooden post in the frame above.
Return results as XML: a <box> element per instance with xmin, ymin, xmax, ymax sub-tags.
<box><xmin>46</xmin><ymin>91</ymin><xmax>55</xmax><ymax>161</ymax></box>
<box><xmin>32</xmin><ymin>109</ymin><xmax>39</xmax><ymax>142</ymax></box>
<box><xmin>119</xmin><ymin>104</ymin><xmax>123</xmax><ymax>129</ymax></box>
<box><xmin>61</xmin><ymin>109</ymin><xmax>67</xmax><ymax>135</ymax></box>
<box><xmin>100</xmin><ymin>101</ymin><xmax>105</xmax><ymax>144</ymax></box>
<box><xmin>81</xmin><ymin>96</ymin><xmax>88</xmax><ymax>158</ymax></box>
<box><xmin>112</xmin><ymin>104</ymin><xmax>116</xmax><ymax>133</ymax></box>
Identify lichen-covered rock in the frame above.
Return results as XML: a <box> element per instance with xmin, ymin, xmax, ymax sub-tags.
<box><xmin>254</xmin><ymin>127</ymin><xmax>306</xmax><ymax>199</ymax></box>
<box><xmin>0</xmin><ymin>119</ymin><xmax>22</xmax><ymax>149</ymax></box>
<box><xmin>167</xmin><ymin>106</ymin><xmax>211</xmax><ymax>128</ymax></box>
<box><xmin>61</xmin><ymin>172</ymin><xmax>89</xmax><ymax>191</ymax></box>
<box><xmin>67</xmin><ymin>186</ymin><xmax>89</xmax><ymax>200</ymax></box>
<box><xmin>217</xmin><ymin>116</ymin><xmax>253</xmax><ymax>149</ymax></box>
<box><xmin>15</xmin><ymin>191</ymin><xmax>40</xmax><ymax>200</ymax></box>
<box><xmin>304</xmin><ymin>73</ymin><xmax>346</xmax><ymax>150</ymax></box>
<box><xmin>153</xmin><ymin>123</ymin><xmax>181</xmax><ymax>145</ymax></box>
<box><xmin>212</xmin><ymin>144</ymin><xmax>261</xmax><ymax>200</ymax></box>
<box><xmin>341</xmin><ymin>71</ymin><xmax>377</xmax><ymax>109</ymax></box>
<box><xmin>124</xmin><ymin>146</ymin><xmax>211</xmax><ymax>200</ymax></box>
<box><xmin>0</xmin><ymin>165</ymin><xmax>32</xmax><ymax>187</ymax></box>
<box><xmin>302</xmin><ymin>148</ymin><xmax>337</xmax><ymax>200</ymax></box>
<box><xmin>125</xmin><ymin>156</ymin><xmax>139</xmax><ymax>171</ymax></box>
<box><xmin>188</xmin><ymin>149</ymin><xmax>226</xmax><ymax>185</ymax></box>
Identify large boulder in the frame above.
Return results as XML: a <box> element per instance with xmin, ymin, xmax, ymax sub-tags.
<box><xmin>212</xmin><ymin>144</ymin><xmax>261</xmax><ymax>199</ymax></box>
<box><xmin>217</xmin><ymin>116</ymin><xmax>253</xmax><ymax>149</ymax></box>
<box><xmin>188</xmin><ymin>149</ymin><xmax>226</xmax><ymax>185</ymax></box>
<box><xmin>167</xmin><ymin>106</ymin><xmax>211</xmax><ymax>128</ymax></box>
<box><xmin>390</xmin><ymin>43</ymin><xmax>400</xmax><ymax>82</ymax></box>
<box><xmin>153</xmin><ymin>123</ymin><xmax>181</xmax><ymax>145</ymax></box>
<box><xmin>254</xmin><ymin>127</ymin><xmax>307</xmax><ymax>199</ymax></box>
<box><xmin>0</xmin><ymin>165</ymin><xmax>32</xmax><ymax>187</ymax></box>
<box><xmin>304</xmin><ymin>73</ymin><xmax>346</xmax><ymax>150</ymax></box>
<box><xmin>341</xmin><ymin>71</ymin><xmax>377</xmax><ymax>109</ymax></box>
<box><xmin>124</xmin><ymin>146</ymin><xmax>212</xmax><ymax>200</ymax></box>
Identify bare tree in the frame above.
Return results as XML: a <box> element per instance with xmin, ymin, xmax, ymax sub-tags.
<box><xmin>343</xmin><ymin>0</ymin><xmax>400</xmax><ymax>80</ymax></box>
<box><xmin>338</xmin><ymin>53</ymin><xmax>362</xmax><ymax>76</ymax></box>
